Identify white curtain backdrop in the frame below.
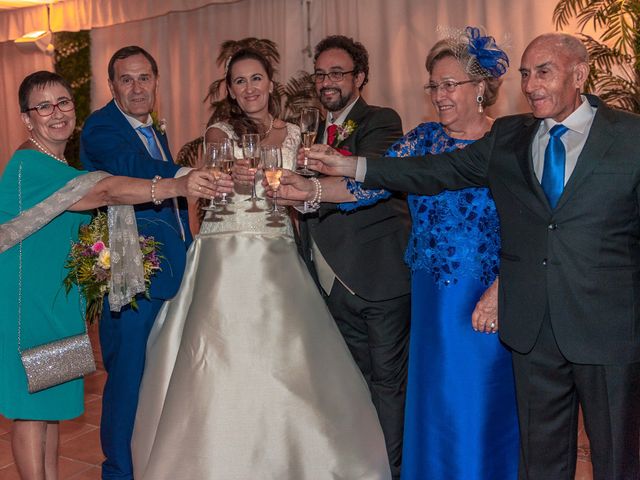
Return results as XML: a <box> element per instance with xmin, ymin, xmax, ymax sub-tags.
<box><xmin>1</xmin><ymin>0</ymin><xmax>567</xmax><ymax>165</ymax></box>
<box><xmin>0</xmin><ymin>44</ymin><xmax>53</xmax><ymax>170</ymax></box>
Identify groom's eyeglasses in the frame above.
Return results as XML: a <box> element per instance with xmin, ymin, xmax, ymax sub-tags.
<box><xmin>312</xmin><ymin>71</ymin><xmax>355</xmax><ymax>83</ymax></box>
<box><xmin>25</xmin><ymin>99</ymin><xmax>75</xmax><ymax>117</ymax></box>
<box><xmin>423</xmin><ymin>79</ymin><xmax>477</xmax><ymax>94</ymax></box>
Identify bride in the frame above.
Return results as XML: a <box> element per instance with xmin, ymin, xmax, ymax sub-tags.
<box><xmin>131</xmin><ymin>47</ymin><xmax>391</xmax><ymax>480</ymax></box>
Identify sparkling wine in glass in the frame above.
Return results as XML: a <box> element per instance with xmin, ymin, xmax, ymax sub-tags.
<box><xmin>202</xmin><ymin>142</ymin><xmax>221</xmax><ymax>211</ymax></box>
<box><xmin>242</xmin><ymin>133</ymin><xmax>262</xmax><ymax>202</ymax></box>
<box><xmin>218</xmin><ymin>138</ymin><xmax>235</xmax><ymax>205</ymax></box>
<box><xmin>297</xmin><ymin>107</ymin><xmax>320</xmax><ymax>176</ymax></box>
<box><xmin>262</xmin><ymin>146</ymin><xmax>284</xmax><ymax>218</ymax></box>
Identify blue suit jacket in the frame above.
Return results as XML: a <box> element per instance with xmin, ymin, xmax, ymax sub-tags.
<box><xmin>80</xmin><ymin>100</ymin><xmax>192</xmax><ymax>300</ymax></box>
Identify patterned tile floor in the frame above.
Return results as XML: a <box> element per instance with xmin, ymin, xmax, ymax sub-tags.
<box><xmin>0</xmin><ymin>325</ymin><xmax>594</xmax><ymax>480</ymax></box>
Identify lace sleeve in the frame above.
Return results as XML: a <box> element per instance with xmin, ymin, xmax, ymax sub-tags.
<box><xmin>337</xmin><ymin>130</ymin><xmax>419</xmax><ymax>212</ymax></box>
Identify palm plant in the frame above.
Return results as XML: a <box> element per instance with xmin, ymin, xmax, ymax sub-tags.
<box><xmin>553</xmin><ymin>0</ymin><xmax>640</xmax><ymax>113</ymax></box>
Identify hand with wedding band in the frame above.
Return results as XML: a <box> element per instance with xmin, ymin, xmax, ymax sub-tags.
<box><xmin>471</xmin><ymin>277</ymin><xmax>499</xmax><ymax>334</ymax></box>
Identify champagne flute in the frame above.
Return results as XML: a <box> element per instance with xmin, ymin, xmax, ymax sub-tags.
<box><xmin>218</xmin><ymin>138</ymin><xmax>235</xmax><ymax>205</ymax></box>
<box><xmin>296</xmin><ymin>107</ymin><xmax>319</xmax><ymax>176</ymax></box>
<box><xmin>241</xmin><ymin>133</ymin><xmax>262</xmax><ymax>202</ymax></box>
<box><xmin>202</xmin><ymin>142</ymin><xmax>221</xmax><ymax>211</ymax></box>
<box><xmin>262</xmin><ymin>146</ymin><xmax>284</xmax><ymax>218</ymax></box>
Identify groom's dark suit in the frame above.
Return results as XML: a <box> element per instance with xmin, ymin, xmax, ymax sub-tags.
<box><xmin>363</xmin><ymin>94</ymin><xmax>640</xmax><ymax>479</ymax></box>
<box><xmin>298</xmin><ymin>97</ymin><xmax>411</xmax><ymax>478</ymax></box>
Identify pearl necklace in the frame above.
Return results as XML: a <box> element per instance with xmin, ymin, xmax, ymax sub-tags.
<box><xmin>29</xmin><ymin>137</ymin><xmax>67</xmax><ymax>164</ymax></box>
<box><xmin>261</xmin><ymin>116</ymin><xmax>274</xmax><ymax>139</ymax></box>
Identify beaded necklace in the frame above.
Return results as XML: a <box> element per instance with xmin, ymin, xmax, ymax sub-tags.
<box><xmin>261</xmin><ymin>115</ymin><xmax>274</xmax><ymax>139</ymax></box>
<box><xmin>29</xmin><ymin>137</ymin><xmax>67</xmax><ymax>164</ymax></box>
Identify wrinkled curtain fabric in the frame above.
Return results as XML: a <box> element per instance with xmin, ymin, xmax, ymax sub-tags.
<box><xmin>1</xmin><ymin>0</ymin><xmax>561</xmax><ymax>167</ymax></box>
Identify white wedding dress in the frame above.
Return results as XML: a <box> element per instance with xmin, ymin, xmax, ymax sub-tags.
<box><xmin>131</xmin><ymin>122</ymin><xmax>391</xmax><ymax>480</ymax></box>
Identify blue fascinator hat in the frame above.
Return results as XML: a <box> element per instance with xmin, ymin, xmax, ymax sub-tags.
<box><xmin>437</xmin><ymin>26</ymin><xmax>509</xmax><ymax>78</ymax></box>
<box><xmin>464</xmin><ymin>26</ymin><xmax>509</xmax><ymax>77</ymax></box>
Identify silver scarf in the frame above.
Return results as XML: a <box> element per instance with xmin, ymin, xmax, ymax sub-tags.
<box><xmin>0</xmin><ymin>170</ymin><xmax>145</xmax><ymax>312</ymax></box>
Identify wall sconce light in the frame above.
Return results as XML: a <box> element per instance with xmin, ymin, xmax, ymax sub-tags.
<box><xmin>14</xmin><ymin>4</ymin><xmax>55</xmax><ymax>55</ymax></box>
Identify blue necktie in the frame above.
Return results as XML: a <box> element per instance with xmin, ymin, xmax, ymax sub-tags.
<box><xmin>541</xmin><ymin>124</ymin><xmax>569</xmax><ymax>209</ymax></box>
<box><xmin>138</xmin><ymin>125</ymin><xmax>164</xmax><ymax>160</ymax></box>
<box><xmin>137</xmin><ymin>125</ymin><xmax>186</xmax><ymax>240</ymax></box>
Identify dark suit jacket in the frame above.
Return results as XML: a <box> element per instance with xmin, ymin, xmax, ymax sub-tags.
<box><xmin>80</xmin><ymin>100</ymin><xmax>192</xmax><ymax>300</ymax></box>
<box><xmin>300</xmin><ymin>97</ymin><xmax>411</xmax><ymax>301</ymax></box>
<box><xmin>365</xmin><ymin>94</ymin><xmax>640</xmax><ymax>364</ymax></box>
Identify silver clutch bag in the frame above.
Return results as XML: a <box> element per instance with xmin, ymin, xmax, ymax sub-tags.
<box><xmin>20</xmin><ymin>332</ymin><xmax>96</xmax><ymax>394</ymax></box>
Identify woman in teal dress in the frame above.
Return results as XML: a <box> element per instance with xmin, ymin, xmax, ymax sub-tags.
<box><xmin>0</xmin><ymin>71</ymin><xmax>227</xmax><ymax>479</ymax></box>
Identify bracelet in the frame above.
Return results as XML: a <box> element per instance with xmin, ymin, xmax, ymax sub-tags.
<box><xmin>150</xmin><ymin>175</ymin><xmax>162</xmax><ymax>205</ymax></box>
<box><xmin>309</xmin><ymin>177</ymin><xmax>322</xmax><ymax>209</ymax></box>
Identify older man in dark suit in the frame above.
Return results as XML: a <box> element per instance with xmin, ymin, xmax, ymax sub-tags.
<box><xmin>297</xmin><ymin>35</ymin><xmax>411</xmax><ymax>479</ymax></box>
<box><xmin>287</xmin><ymin>33</ymin><xmax>640</xmax><ymax>480</ymax></box>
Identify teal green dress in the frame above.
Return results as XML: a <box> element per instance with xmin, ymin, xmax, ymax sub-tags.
<box><xmin>0</xmin><ymin>150</ymin><xmax>91</xmax><ymax>420</ymax></box>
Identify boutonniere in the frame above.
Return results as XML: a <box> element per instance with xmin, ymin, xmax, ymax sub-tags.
<box><xmin>151</xmin><ymin>111</ymin><xmax>167</xmax><ymax>135</ymax></box>
<box><xmin>331</xmin><ymin>119</ymin><xmax>357</xmax><ymax>147</ymax></box>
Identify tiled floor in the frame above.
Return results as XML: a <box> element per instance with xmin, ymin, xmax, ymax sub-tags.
<box><xmin>0</xmin><ymin>325</ymin><xmax>594</xmax><ymax>480</ymax></box>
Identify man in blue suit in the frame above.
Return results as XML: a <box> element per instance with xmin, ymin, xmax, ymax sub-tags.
<box><xmin>80</xmin><ymin>46</ymin><xmax>191</xmax><ymax>480</ymax></box>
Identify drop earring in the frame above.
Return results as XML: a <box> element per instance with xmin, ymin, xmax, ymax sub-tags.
<box><xmin>476</xmin><ymin>95</ymin><xmax>484</xmax><ymax>113</ymax></box>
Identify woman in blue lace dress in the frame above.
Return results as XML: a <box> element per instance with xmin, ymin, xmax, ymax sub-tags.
<box><xmin>395</xmin><ymin>29</ymin><xmax>519</xmax><ymax>480</ymax></box>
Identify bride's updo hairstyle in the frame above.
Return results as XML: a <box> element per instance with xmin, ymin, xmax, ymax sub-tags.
<box><xmin>426</xmin><ymin>26</ymin><xmax>509</xmax><ymax>110</ymax></box>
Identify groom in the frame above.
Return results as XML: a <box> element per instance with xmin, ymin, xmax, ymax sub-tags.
<box><xmin>297</xmin><ymin>35</ymin><xmax>411</xmax><ymax>479</ymax></box>
<box><xmin>80</xmin><ymin>46</ymin><xmax>191</xmax><ymax>479</ymax></box>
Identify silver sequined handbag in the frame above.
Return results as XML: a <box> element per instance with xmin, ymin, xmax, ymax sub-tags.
<box><xmin>16</xmin><ymin>160</ymin><xmax>96</xmax><ymax>394</ymax></box>
<box><xmin>20</xmin><ymin>333</ymin><xmax>96</xmax><ymax>394</ymax></box>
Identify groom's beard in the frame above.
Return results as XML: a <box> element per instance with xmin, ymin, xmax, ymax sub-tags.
<box><xmin>319</xmin><ymin>87</ymin><xmax>352</xmax><ymax>113</ymax></box>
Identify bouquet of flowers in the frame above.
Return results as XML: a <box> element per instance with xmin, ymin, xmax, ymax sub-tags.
<box><xmin>63</xmin><ymin>212</ymin><xmax>162</xmax><ymax>323</ymax></box>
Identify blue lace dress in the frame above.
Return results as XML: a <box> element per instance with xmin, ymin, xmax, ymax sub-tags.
<box><xmin>345</xmin><ymin>122</ymin><xmax>519</xmax><ymax>479</ymax></box>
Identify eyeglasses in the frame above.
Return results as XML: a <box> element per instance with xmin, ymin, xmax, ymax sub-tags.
<box><xmin>312</xmin><ymin>70</ymin><xmax>355</xmax><ymax>83</ymax></box>
<box><xmin>25</xmin><ymin>99</ymin><xmax>74</xmax><ymax>117</ymax></box>
<box><xmin>423</xmin><ymin>79</ymin><xmax>477</xmax><ymax>94</ymax></box>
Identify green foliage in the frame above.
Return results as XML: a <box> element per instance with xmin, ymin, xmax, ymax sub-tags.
<box><xmin>53</xmin><ymin>31</ymin><xmax>91</xmax><ymax>168</ymax></box>
<box><xmin>554</xmin><ymin>0</ymin><xmax>640</xmax><ymax>113</ymax></box>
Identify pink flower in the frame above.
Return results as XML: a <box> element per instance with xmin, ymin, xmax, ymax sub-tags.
<box><xmin>91</xmin><ymin>240</ymin><xmax>106</xmax><ymax>253</ymax></box>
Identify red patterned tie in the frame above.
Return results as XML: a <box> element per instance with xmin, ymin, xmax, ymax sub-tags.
<box><xmin>326</xmin><ymin>123</ymin><xmax>338</xmax><ymax>146</ymax></box>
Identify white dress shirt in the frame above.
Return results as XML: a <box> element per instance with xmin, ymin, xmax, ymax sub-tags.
<box><xmin>531</xmin><ymin>96</ymin><xmax>597</xmax><ymax>185</ymax></box>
